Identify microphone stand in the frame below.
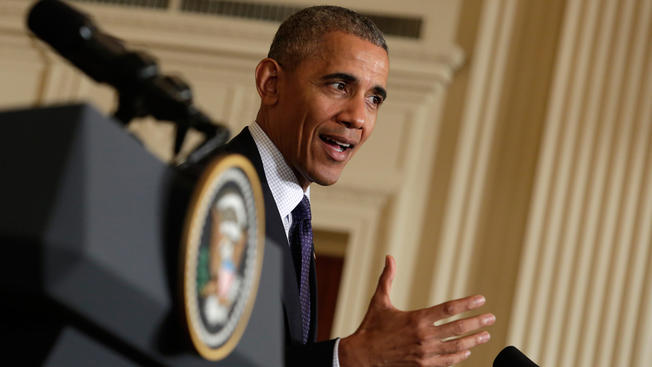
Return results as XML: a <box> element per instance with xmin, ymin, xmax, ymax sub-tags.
<box><xmin>27</xmin><ymin>0</ymin><xmax>230</xmax><ymax>168</ymax></box>
<box><xmin>110</xmin><ymin>49</ymin><xmax>230</xmax><ymax>167</ymax></box>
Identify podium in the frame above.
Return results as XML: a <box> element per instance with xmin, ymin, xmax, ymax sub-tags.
<box><xmin>0</xmin><ymin>104</ymin><xmax>283</xmax><ymax>366</ymax></box>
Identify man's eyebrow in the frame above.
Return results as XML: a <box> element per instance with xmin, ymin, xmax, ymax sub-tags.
<box><xmin>321</xmin><ymin>73</ymin><xmax>387</xmax><ymax>100</ymax></box>
<box><xmin>321</xmin><ymin>72</ymin><xmax>357</xmax><ymax>83</ymax></box>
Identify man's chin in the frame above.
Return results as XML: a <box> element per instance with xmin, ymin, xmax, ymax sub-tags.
<box><xmin>309</xmin><ymin>171</ymin><xmax>343</xmax><ymax>187</ymax></box>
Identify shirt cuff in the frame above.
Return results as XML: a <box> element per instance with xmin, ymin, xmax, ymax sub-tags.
<box><xmin>332</xmin><ymin>338</ymin><xmax>341</xmax><ymax>367</ymax></box>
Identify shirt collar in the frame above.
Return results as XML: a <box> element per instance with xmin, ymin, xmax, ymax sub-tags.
<box><xmin>248</xmin><ymin>122</ymin><xmax>309</xmax><ymax>223</ymax></box>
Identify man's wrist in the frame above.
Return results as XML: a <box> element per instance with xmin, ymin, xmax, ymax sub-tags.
<box><xmin>338</xmin><ymin>333</ymin><xmax>366</xmax><ymax>367</ymax></box>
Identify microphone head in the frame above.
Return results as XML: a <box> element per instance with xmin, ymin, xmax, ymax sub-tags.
<box><xmin>27</xmin><ymin>0</ymin><xmax>97</xmax><ymax>56</ymax></box>
<box><xmin>26</xmin><ymin>0</ymin><xmax>130</xmax><ymax>85</ymax></box>
<box><xmin>493</xmin><ymin>346</ymin><xmax>539</xmax><ymax>367</ymax></box>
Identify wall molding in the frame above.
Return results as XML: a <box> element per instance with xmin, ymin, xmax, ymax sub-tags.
<box><xmin>507</xmin><ymin>0</ymin><xmax>652</xmax><ymax>366</ymax></box>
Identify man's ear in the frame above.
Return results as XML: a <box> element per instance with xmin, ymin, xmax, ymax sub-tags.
<box><xmin>255</xmin><ymin>58</ymin><xmax>282</xmax><ymax>106</ymax></box>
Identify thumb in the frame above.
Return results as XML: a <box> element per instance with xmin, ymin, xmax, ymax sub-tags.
<box><xmin>371</xmin><ymin>255</ymin><xmax>396</xmax><ymax>308</ymax></box>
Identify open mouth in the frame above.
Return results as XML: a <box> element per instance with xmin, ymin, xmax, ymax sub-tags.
<box><xmin>320</xmin><ymin>135</ymin><xmax>354</xmax><ymax>153</ymax></box>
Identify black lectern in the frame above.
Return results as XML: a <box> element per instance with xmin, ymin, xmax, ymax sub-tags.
<box><xmin>0</xmin><ymin>104</ymin><xmax>283</xmax><ymax>366</ymax></box>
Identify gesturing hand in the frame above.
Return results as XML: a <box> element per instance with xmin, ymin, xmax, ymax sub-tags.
<box><xmin>338</xmin><ymin>255</ymin><xmax>495</xmax><ymax>367</ymax></box>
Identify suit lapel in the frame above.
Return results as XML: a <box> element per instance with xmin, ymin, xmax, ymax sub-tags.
<box><xmin>222</xmin><ymin>128</ymin><xmax>305</xmax><ymax>342</ymax></box>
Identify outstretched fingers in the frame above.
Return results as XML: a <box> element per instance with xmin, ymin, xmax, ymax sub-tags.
<box><xmin>406</xmin><ymin>295</ymin><xmax>495</xmax><ymax>366</ymax></box>
<box><xmin>409</xmin><ymin>331</ymin><xmax>490</xmax><ymax>367</ymax></box>
<box><xmin>342</xmin><ymin>258</ymin><xmax>496</xmax><ymax>367</ymax></box>
<box><xmin>425</xmin><ymin>294</ymin><xmax>488</xmax><ymax>322</ymax></box>
<box><xmin>435</xmin><ymin>330</ymin><xmax>491</xmax><ymax>354</ymax></box>
<box><xmin>434</xmin><ymin>312</ymin><xmax>496</xmax><ymax>339</ymax></box>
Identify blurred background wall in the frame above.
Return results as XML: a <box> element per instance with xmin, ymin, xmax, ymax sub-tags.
<box><xmin>1</xmin><ymin>0</ymin><xmax>650</xmax><ymax>366</ymax></box>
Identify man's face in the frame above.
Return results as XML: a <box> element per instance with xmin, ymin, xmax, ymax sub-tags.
<box><xmin>270</xmin><ymin>31</ymin><xmax>389</xmax><ymax>188</ymax></box>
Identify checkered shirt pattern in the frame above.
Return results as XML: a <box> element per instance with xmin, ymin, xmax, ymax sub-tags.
<box><xmin>248</xmin><ymin>122</ymin><xmax>309</xmax><ymax>239</ymax></box>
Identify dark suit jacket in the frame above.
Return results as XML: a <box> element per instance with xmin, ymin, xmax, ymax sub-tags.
<box><xmin>219</xmin><ymin>127</ymin><xmax>337</xmax><ymax>366</ymax></box>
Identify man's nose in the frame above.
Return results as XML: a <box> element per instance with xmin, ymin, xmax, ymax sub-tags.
<box><xmin>338</xmin><ymin>95</ymin><xmax>367</xmax><ymax>129</ymax></box>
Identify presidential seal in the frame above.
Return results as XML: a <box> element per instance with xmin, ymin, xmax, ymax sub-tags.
<box><xmin>180</xmin><ymin>154</ymin><xmax>264</xmax><ymax>361</ymax></box>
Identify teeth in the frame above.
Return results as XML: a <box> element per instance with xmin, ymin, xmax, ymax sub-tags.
<box><xmin>324</xmin><ymin>136</ymin><xmax>351</xmax><ymax>149</ymax></box>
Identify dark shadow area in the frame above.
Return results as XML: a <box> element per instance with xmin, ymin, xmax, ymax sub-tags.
<box><xmin>0</xmin><ymin>104</ymin><xmax>81</xmax><ymax>365</ymax></box>
<box><xmin>156</xmin><ymin>169</ymin><xmax>194</xmax><ymax>356</ymax></box>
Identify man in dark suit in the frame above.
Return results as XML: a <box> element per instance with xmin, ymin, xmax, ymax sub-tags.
<box><xmin>220</xmin><ymin>6</ymin><xmax>496</xmax><ymax>367</ymax></box>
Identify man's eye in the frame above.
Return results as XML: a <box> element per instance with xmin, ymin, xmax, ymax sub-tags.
<box><xmin>331</xmin><ymin>82</ymin><xmax>346</xmax><ymax>90</ymax></box>
<box><xmin>369</xmin><ymin>95</ymin><xmax>383</xmax><ymax>106</ymax></box>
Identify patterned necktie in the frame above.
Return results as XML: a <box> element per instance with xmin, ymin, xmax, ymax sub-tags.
<box><xmin>290</xmin><ymin>195</ymin><xmax>312</xmax><ymax>344</ymax></box>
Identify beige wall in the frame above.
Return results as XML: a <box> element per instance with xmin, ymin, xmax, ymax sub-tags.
<box><xmin>419</xmin><ymin>0</ymin><xmax>568</xmax><ymax>364</ymax></box>
<box><xmin>2</xmin><ymin>1</ymin><xmax>650</xmax><ymax>366</ymax></box>
<box><xmin>420</xmin><ymin>1</ymin><xmax>652</xmax><ymax>366</ymax></box>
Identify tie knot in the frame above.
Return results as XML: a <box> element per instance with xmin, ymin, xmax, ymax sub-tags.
<box><xmin>292</xmin><ymin>195</ymin><xmax>311</xmax><ymax>222</ymax></box>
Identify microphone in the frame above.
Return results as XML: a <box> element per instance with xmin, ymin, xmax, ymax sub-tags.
<box><xmin>27</xmin><ymin>0</ymin><xmax>230</xmax><ymax>161</ymax></box>
<box><xmin>27</xmin><ymin>0</ymin><xmax>148</xmax><ymax>90</ymax></box>
<box><xmin>493</xmin><ymin>346</ymin><xmax>539</xmax><ymax>367</ymax></box>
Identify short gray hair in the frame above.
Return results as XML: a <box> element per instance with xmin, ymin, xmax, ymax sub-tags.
<box><xmin>268</xmin><ymin>6</ymin><xmax>388</xmax><ymax>70</ymax></box>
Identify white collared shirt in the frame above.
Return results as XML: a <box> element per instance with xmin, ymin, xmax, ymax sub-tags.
<box><xmin>248</xmin><ymin>121</ymin><xmax>309</xmax><ymax>240</ymax></box>
<box><xmin>248</xmin><ymin>122</ymin><xmax>341</xmax><ymax>367</ymax></box>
